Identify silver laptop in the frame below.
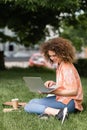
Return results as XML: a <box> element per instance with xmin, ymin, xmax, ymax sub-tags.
<box><xmin>23</xmin><ymin>77</ymin><xmax>56</xmax><ymax>94</ymax></box>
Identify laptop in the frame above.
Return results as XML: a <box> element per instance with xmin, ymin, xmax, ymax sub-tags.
<box><xmin>23</xmin><ymin>77</ymin><xmax>57</xmax><ymax>94</ymax></box>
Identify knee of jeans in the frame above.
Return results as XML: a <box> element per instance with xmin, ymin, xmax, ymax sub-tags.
<box><xmin>29</xmin><ymin>98</ymin><xmax>39</xmax><ymax>104</ymax></box>
<box><xmin>24</xmin><ymin>99</ymin><xmax>39</xmax><ymax>112</ymax></box>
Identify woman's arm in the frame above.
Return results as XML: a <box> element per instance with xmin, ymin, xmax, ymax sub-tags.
<box><xmin>51</xmin><ymin>86</ymin><xmax>78</xmax><ymax>96</ymax></box>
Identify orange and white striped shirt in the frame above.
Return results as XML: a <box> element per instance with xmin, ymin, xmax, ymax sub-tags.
<box><xmin>56</xmin><ymin>62</ymin><xmax>83</xmax><ymax>111</ymax></box>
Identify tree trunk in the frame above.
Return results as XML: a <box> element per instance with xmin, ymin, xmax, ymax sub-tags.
<box><xmin>0</xmin><ymin>51</ymin><xmax>5</xmax><ymax>70</ymax></box>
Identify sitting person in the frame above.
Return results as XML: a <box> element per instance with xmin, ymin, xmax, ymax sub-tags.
<box><xmin>24</xmin><ymin>37</ymin><xmax>83</xmax><ymax>124</ymax></box>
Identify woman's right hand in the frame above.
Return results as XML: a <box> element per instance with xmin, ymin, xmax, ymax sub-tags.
<box><xmin>44</xmin><ymin>81</ymin><xmax>56</xmax><ymax>88</ymax></box>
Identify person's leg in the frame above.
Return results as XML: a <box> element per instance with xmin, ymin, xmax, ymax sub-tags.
<box><xmin>44</xmin><ymin>99</ymin><xmax>75</xmax><ymax>115</ymax></box>
<box><xmin>24</xmin><ymin>96</ymin><xmax>57</xmax><ymax>114</ymax></box>
<box><xmin>24</xmin><ymin>98</ymin><xmax>47</xmax><ymax>114</ymax></box>
<box><xmin>24</xmin><ymin>95</ymin><xmax>75</xmax><ymax>115</ymax></box>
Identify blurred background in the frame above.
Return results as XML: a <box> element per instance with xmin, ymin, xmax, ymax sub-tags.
<box><xmin>0</xmin><ymin>0</ymin><xmax>87</xmax><ymax>69</ymax></box>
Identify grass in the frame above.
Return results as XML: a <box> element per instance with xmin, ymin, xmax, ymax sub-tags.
<box><xmin>0</xmin><ymin>67</ymin><xmax>87</xmax><ymax>130</ymax></box>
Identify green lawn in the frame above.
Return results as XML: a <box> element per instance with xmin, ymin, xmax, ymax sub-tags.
<box><xmin>0</xmin><ymin>67</ymin><xmax>87</xmax><ymax>130</ymax></box>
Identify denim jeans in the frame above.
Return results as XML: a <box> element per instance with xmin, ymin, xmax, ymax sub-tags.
<box><xmin>24</xmin><ymin>96</ymin><xmax>75</xmax><ymax>114</ymax></box>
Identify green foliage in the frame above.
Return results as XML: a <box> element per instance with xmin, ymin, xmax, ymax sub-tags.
<box><xmin>60</xmin><ymin>25</ymin><xmax>84</xmax><ymax>51</ymax></box>
<box><xmin>0</xmin><ymin>0</ymin><xmax>87</xmax><ymax>47</ymax></box>
<box><xmin>2</xmin><ymin>0</ymin><xmax>80</xmax><ymax>11</ymax></box>
<box><xmin>60</xmin><ymin>12</ymin><xmax>87</xmax><ymax>51</ymax></box>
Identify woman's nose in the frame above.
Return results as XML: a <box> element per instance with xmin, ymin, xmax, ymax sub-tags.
<box><xmin>50</xmin><ymin>56</ymin><xmax>54</xmax><ymax>60</ymax></box>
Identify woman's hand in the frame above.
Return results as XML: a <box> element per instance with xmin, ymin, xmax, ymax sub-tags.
<box><xmin>44</xmin><ymin>80</ymin><xmax>56</xmax><ymax>88</ymax></box>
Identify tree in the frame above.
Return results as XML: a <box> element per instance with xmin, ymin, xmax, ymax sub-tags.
<box><xmin>1</xmin><ymin>0</ymin><xmax>86</xmax><ymax>45</ymax></box>
<box><xmin>60</xmin><ymin>12</ymin><xmax>87</xmax><ymax>51</ymax></box>
<box><xmin>0</xmin><ymin>0</ymin><xmax>87</xmax><ymax>69</ymax></box>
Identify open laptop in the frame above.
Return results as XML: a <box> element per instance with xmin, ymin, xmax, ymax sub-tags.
<box><xmin>23</xmin><ymin>77</ymin><xmax>57</xmax><ymax>94</ymax></box>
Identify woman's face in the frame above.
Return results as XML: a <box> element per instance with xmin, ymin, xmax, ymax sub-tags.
<box><xmin>48</xmin><ymin>50</ymin><xmax>62</xmax><ymax>64</ymax></box>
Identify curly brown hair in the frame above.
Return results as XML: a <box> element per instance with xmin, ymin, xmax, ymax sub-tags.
<box><xmin>40</xmin><ymin>37</ymin><xmax>76</xmax><ymax>63</ymax></box>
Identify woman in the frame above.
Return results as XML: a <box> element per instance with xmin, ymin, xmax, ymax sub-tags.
<box><xmin>24</xmin><ymin>37</ymin><xmax>83</xmax><ymax>123</ymax></box>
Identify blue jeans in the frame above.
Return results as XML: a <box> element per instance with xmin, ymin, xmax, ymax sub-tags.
<box><xmin>24</xmin><ymin>96</ymin><xmax>75</xmax><ymax>114</ymax></box>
